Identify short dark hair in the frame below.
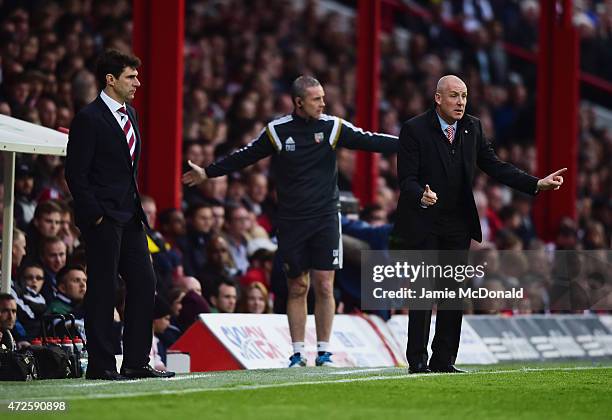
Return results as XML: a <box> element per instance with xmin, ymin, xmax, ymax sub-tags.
<box><xmin>291</xmin><ymin>75</ymin><xmax>321</xmax><ymax>102</ymax></box>
<box><xmin>95</xmin><ymin>49</ymin><xmax>141</xmax><ymax>90</ymax></box>
<box><xmin>34</xmin><ymin>200</ymin><xmax>62</xmax><ymax>220</ymax></box>
<box><xmin>158</xmin><ymin>208</ymin><xmax>181</xmax><ymax>226</ymax></box>
<box><xmin>213</xmin><ymin>277</ymin><xmax>237</xmax><ymax>298</ymax></box>
<box><xmin>18</xmin><ymin>261</ymin><xmax>44</xmax><ymax>281</ymax></box>
<box><xmin>51</xmin><ymin>199</ymin><xmax>71</xmax><ymax>215</ymax></box>
<box><xmin>224</xmin><ymin>202</ymin><xmax>247</xmax><ymax>222</ymax></box>
<box><xmin>56</xmin><ymin>264</ymin><xmax>86</xmax><ymax>287</ymax></box>
<box><xmin>186</xmin><ymin>203</ymin><xmax>212</xmax><ymax>219</ymax></box>
<box><xmin>0</xmin><ymin>293</ymin><xmax>15</xmax><ymax>304</ymax></box>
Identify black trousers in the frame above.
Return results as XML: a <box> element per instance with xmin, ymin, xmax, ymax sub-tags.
<box><xmin>83</xmin><ymin>216</ymin><xmax>156</xmax><ymax>372</ymax></box>
<box><xmin>395</xmin><ymin>213</ymin><xmax>470</xmax><ymax>367</ymax></box>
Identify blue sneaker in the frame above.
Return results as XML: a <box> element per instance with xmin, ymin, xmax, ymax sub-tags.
<box><xmin>288</xmin><ymin>352</ymin><xmax>307</xmax><ymax>368</ymax></box>
<box><xmin>315</xmin><ymin>352</ymin><xmax>336</xmax><ymax>367</ymax></box>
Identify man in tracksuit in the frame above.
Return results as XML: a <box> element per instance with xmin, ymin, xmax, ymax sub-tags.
<box><xmin>183</xmin><ymin>76</ymin><xmax>398</xmax><ymax>367</ymax></box>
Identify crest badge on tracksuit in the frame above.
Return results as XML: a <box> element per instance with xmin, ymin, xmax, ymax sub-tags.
<box><xmin>314</xmin><ymin>132</ymin><xmax>324</xmax><ymax>143</ymax></box>
<box><xmin>285</xmin><ymin>137</ymin><xmax>295</xmax><ymax>151</ymax></box>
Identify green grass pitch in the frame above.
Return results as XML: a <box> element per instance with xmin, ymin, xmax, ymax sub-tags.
<box><xmin>1</xmin><ymin>361</ymin><xmax>611</xmax><ymax>419</ymax></box>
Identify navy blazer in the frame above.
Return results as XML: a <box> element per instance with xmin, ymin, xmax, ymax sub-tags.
<box><xmin>66</xmin><ymin>96</ymin><xmax>147</xmax><ymax>231</ymax></box>
<box><xmin>392</xmin><ymin>107</ymin><xmax>538</xmax><ymax>245</ymax></box>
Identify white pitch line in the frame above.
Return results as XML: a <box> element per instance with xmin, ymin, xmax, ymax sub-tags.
<box><xmin>307</xmin><ymin>367</ymin><xmax>396</xmax><ymax>376</ymax></box>
<box><xmin>61</xmin><ymin>373</ymin><xmax>214</xmax><ymax>388</ymax></box>
<box><xmin>12</xmin><ymin>365</ymin><xmax>612</xmax><ymax>402</ymax></box>
<box><xmin>329</xmin><ymin>367</ymin><xmax>396</xmax><ymax>375</ymax></box>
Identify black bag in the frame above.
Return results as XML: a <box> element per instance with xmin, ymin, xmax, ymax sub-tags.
<box><xmin>27</xmin><ymin>345</ymin><xmax>71</xmax><ymax>379</ymax></box>
<box><xmin>0</xmin><ymin>332</ymin><xmax>38</xmax><ymax>381</ymax></box>
<box><xmin>0</xmin><ymin>350</ymin><xmax>38</xmax><ymax>381</ymax></box>
<box><xmin>36</xmin><ymin>314</ymin><xmax>82</xmax><ymax>379</ymax></box>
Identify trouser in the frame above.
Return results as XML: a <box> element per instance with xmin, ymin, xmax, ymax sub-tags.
<box><xmin>392</xmin><ymin>214</ymin><xmax>470</xmax><ymax>367</ymax></box>
<box><xmin>83</xmin><ymin>215</ymin><xmax>156</xmax><ymax>371</ymax></box>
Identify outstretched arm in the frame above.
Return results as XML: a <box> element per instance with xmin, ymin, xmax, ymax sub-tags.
<box><xmin>182</xmin><ymin>160</ymin><xmax>208</xmax><ymax>187</ymax></box>
<box><xmin>182</xmin><ymin>129</ymin><xmax>276</xmax><ymax>186</ymax></box>
<box><xmin>333</xmin><ymin>118</ymin><xmax>398</xmax><ymax>153</ymax></box>
<box><xmin>475</xmin><ymin>121</ymin><xmax>541</xmax><ymax>194</ymax></box>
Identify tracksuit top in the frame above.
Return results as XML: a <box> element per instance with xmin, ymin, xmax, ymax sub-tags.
<box><xmin>205</xmin><ymin>113</ymin><xmax>398</xmax><ymax>220</ymax></box>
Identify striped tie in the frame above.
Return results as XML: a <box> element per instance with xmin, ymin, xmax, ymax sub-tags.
<box><xmin>118</xmin><ymin>107</ymin><xmax>136</xmax><ymax>162</ymax></box>
<box><xmin>445</xmin><ymin>125</ymin><xmax>455</xmax><ymax>144</ymax></box>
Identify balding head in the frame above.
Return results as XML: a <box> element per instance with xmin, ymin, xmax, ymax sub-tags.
<box><xmin>175</xmin><ymin>276</ymin><xmax>202</xmax><ymax>295</ymax></box>
<box><xmin>436</xmin><ymin>75</ymin><xmax>467</xmax><ymax>95</ymax></box>
<box><xmin>435</xmin><ymin>75</ymin><xmax>468</xmax><ymax>123</ymax></box>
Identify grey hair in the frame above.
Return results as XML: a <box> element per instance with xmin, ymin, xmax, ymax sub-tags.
<box><xmin>291</xmin><ymin>75</ymin><xmax>321</xmax><ymax>101</ymax></box>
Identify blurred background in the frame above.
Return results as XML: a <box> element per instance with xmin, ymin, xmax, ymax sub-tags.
<box><xmin>0</xmin><ymin>0</ymin><xmax>610</xmax><ymax>367</ymax></box>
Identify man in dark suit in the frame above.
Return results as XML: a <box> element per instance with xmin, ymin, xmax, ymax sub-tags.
<box><xmin>392</xmin><ymin>75</ymin><xmax>565</xmax><ymax>374</ymax></box>
<box><xmin>65</xmin><ymin>50</ymin><xmax>174</xmax><ymax>380</ymax></box>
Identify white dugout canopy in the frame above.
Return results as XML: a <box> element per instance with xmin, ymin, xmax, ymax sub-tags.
<box><xmin>0</xmin><ymin>114</ymin><xmax>67</xmax><ymax>293</ymax></box>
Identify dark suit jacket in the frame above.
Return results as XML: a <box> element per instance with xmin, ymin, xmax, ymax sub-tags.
<box><xmin>392</xmin><ymin>107</ymin><xmax>538</xmax><ymax>245</ymax></box>
<box><xmin>65</xmin><ymin>96</ymin><xmax>147</xmax><ymax>231</ymax></box>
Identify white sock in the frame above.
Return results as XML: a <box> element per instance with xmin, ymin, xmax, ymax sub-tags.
<box><xmin>292</xmin><ymin>342</ymin><xmax>305</xmax><ymax>355</ymax></box>
<box><xmin>317</xmin><ymin>341</ymin><xmax>329</xmax><ymax>354</ymax></box>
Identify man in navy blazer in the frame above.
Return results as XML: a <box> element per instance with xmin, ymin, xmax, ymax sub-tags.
<box><xmin>65</xmin><ymin>50</ymin><xmax>174</xmax><ymax>380</ymax></box>
<box><xmin>392</xmin><ymin>75</ymin><xmax>566</xmax><ymax>373</ymax></box>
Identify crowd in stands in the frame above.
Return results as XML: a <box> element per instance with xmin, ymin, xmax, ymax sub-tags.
<box><xmin>409</xmin><ymin>0</ymin><xmax>612</xmax><ymax>81</ymax></box>
<box><xmin>0</xmin><ymin>0</ymin><xmax>610</xmax><ymax>364</ymax></box>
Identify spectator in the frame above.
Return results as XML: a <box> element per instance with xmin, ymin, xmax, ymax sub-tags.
<box><xmin>359</xmin><ymin>204</ymin><xmax>388</xmax><ymax>227</ymax></box>
<box><xmin>24</xmin><ymin>199</ymin><xmax>62</xmax><ymax>259</ymax></box>
<box><xmin>37</xmin><ymin>164</ymin><xmax>72</xmax><ymax>203</ymax></box>
<box><xmin>158</xmin><ymin>208</ymin><xmax>187</xmax><ymax>249</ymax></box>
<box><xmin>151</xmin><ymin>297</ymin><xmax>172</xmax><ymax>370</ymax></box>
<box><xmin>211</xmin><ymin>204</ymin><xmax>225</xmax><ymax>234</ymax></box>
<box><xmin>584</xmin><ymin>220</ymin><xmax>607</xmax><ymax>250</ymax></box>
<box><xmin>244</xmin><ymin>171</ymin><xmax>273</xmax><ymax>233</ymax></box>
<box><xmin>38</xmin><ymin>236</ymin><xmax>67</xmax><ymax>301</ymax></box>
<box><xmin>55</xmin><ymin>200</ymin><xmax>80</xmax><ymax>255</ymax></box>
<box><xmin>222</xmin><ymin>203</ymin><xmax>250</xmax><ymax>275</ymax></box>
<box><xmin>512</xmin><ymin>194</ymin><xmax>537</xmax><ymax>248</ymax></box>
<box><xmin>142</xmin><ymin>196</ymin><xmax>183</xmax><ymax>293</ymax></box>
<box><xmin>210</xmin><ymin>278</ymin><xmax>238</xmax><ymax>314</ymax></box>
<box><xmin>11</xmin><ymin>228</ymin><xmax>27</xmax><ymax>277</ymax></box>
<box><xmin>160</xmin><ymin>287</ymin><xmax>187</xmax><ymax>345</ymax></box>
<box><xmin>174</xmin><ymin>276</ymin><xmax>202</xmax><ymax>296</ymax></box>
<box><xmin>13</xmin><ymin>262</ymin><xmax>47</xmax><ymax>339</ymax></box>
<box><xmin>198</xmin><ymin>235</ymin><xmax>239</xmax><ymax>302</ymax></box>
<box><xmin>176</xmin><ymin>278</ymin><xmax>211</xmax><ymax>331</ymax></box>
<box><xmin>237</xmin><ymin>281</ymin><xmax>271</xmax><ymax>314</ymax></box>
<box><xmin>0</xmin><ymin>293</ymin><xmax>28</xmax><ymax>349</ymax></box>
<box><xmin>178</xmin><ymin>203</ymin><xmax>214</xmax><ymax>276</ymax></box>
<box><xmin>167</xmin><ymin>288</ymin><xmax>186</xmax><ymax>318</ymax></box>
<box><xmin>14</xmin><ymin>161</ymin><xmax>37</xmax><ymax>231</ymax></box>
<box><xmin>46</xmin><ymin>264</ymin><xmax>86</xmax><ymax>319</ymax></box>
<box><xmin>240</xmin><ymin>246</ymin><xmax>275</xmax><ymax>291</ymax></box>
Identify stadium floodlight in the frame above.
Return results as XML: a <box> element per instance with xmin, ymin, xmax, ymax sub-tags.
<box><xmin>0</xmin><ymin>114</ymin><xmax>67</xmax><ymax>293</ymax></box>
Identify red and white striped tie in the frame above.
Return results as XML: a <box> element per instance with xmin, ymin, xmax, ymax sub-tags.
<box><xmin>445</xmin><ymin>125</ymin><xmax>455</xmax><ymax>144</ymax></box>
<box><xmin>118</xmin><ymin>107</ymin><xmax>136</xmax><ymax>163</ymax></box>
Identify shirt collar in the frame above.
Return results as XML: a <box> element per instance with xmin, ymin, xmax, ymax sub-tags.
<box><xmin>55</xmin><ymin>291</ymin><xmax>74</xmax><ymax>306</ymax></box>
<box><xmin>100</xmin><ymin>90</ymin><xmax>126</xmax><ymax>114</ymax></box>
<box><xmin>435</xmin><ymin>111</ymin><xmax>457</xmax><ymax>134</ymax></box>
<box><xmin>292</xmin><ymin>111</ymin><xmax>316</xmax><ymax>124</ymax></box>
